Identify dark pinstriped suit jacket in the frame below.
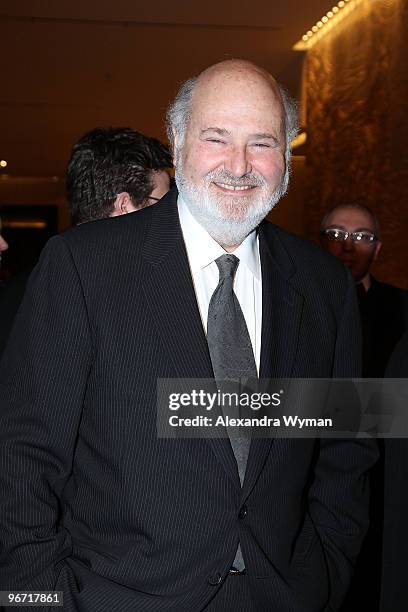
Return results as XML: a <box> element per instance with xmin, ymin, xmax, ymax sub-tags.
<box><xmin>0</xmin><ymin>188</ymin><xmax>377</xmax><ymax>611</ymax></box>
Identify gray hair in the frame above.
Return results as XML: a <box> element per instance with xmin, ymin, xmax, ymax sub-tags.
<box><xmin>279</xmin><ymin>85</ymin><xmax>299</xmax><ymax>160</ymax></box>
<box><xmin>166</xmin><ymin>76</ymin><xmax>299</xmax><ymax>160</ymax></box>
<box><xmin>166</xmin><ymin>77</ymin><xmax>197</xmax><ymax>154</ymax></box>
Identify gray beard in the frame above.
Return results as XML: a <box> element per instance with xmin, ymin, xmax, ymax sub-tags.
<box><xmin>175</xmin><ymin>165</ymin><xmax>289</xmax><ymax>248</ymax></box>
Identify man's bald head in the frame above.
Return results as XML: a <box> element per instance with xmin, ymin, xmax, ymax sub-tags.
<box><xmin>166</xmin><ymin>59</ymin><xmax>298</xmax><ymax>161</ymax></box>
<box><xmin>197</xmin><ymin>59</ymin><xmax>279</xmax><ymax>92</ymax></box>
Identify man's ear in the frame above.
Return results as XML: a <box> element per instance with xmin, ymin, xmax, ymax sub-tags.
<box><xmin>111</xmin><ymin>192</ymin><xmax>136</xmax><ymax>217</ymax></box>
<box><xmin>373</xmin><ymin>240</ymin><xmax>382</xmax><ymax>262</ymax></box>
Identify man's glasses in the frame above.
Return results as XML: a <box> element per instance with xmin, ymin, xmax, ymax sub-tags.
<box><xmin>321</xmin><ymin>228</ymin><xmax>378</xmax><ymax>244</ymax></box>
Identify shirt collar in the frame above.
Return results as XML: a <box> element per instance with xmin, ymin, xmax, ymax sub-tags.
<box><xmin>177</xmin><ymin>194</ymin><xmax>261</xmax><ymax>279</ymax></box>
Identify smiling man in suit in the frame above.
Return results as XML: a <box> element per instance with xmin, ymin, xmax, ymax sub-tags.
<box><xmin>0</xmin><ymin>60</ymin><xmax>377</xmax><ymax>611</ymax></box>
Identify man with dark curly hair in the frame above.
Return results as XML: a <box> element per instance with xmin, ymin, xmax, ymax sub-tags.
<box><xmin>66</xmin><ymin>127</ymin><xmax>172</xmax><ymax>224</ymax></box>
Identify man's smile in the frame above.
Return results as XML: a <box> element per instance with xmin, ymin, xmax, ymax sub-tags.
<box><xmin>213</xmin><ymin>182</ymin><xmax>257</xmax><ymax>192</ymax></box>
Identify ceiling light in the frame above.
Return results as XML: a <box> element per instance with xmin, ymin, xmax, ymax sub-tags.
<box><xmin>293</xmin><ymin>0</ymin><xmax>364</xmax><ymax>50</ymax></box>
<box><xmin>0</xmin><ymin>160</ymin><xmax>7</xmax><ymax>168</ymax></box>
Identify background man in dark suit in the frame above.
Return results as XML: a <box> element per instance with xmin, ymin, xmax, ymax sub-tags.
<box><xmin>320</xmin><ymin>204</ymin><xmax>408</xmax><ymax>610</ymax></box>
<box><xmin>320</xmin><ymin>203</ymin><xmax>408</xmax><ymax>378</ymax></box>
<box><xmin>0</xmin><ymin>60</ymin><xmax>377</xmax><ymax>611</ymax></box>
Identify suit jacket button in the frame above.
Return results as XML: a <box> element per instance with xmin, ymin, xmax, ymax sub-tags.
<box><xmin>238</xmin><ymin>505</ymin><xmax>248</xmax><ymax>520</ymax></box>
<box><xmin>208</xmin><ymin>573</ymin><xmax>222</xmax><ymax>586</ymax></box>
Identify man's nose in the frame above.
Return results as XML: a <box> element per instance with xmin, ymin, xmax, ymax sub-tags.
<box><xmin>225</xmin><ymin>146</ymin><xmax>252</xmax><ymax>177</ymax></box>
<box><xmin>342</xmin><ymin>235</ymin><xmax>354</xmax><ymax>251</ymax></box>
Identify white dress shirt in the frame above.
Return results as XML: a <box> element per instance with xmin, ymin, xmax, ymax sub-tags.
<box><xmin>177</xmin><ymin>195</ymin><xmax>262</xmax><ymax>373</ymax></box>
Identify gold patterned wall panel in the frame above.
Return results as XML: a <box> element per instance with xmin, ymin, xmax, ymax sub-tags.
<box><xmin>304</xmin><ymin>0</ymin><xmax>408</xmax><ymax>287</ymax></box>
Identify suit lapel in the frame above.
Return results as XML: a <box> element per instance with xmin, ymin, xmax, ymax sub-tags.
<box><xmin>142</xmin><ymin>189</ymin><xmax>240</xmax><ymax>490</ymax></box>
<box><xmin>242</xmin><ymin>222</ymin><xmax>305</xmax><ymax>502</ymax></box>
<box><xmin>258</xmin><ymin>221</ymin><xmax>304</xmax><ymax>380</ymax></box>
<box><xmin>142</xmin><ymin>198</ymin><xmax>211</xmax><ymax>380</ymax></box>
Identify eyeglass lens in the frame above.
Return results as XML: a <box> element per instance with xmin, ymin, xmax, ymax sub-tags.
<box><xmin>322</xmin><ymin>229</ymin><xmax>376</xmax><ymax>243</ymax></box>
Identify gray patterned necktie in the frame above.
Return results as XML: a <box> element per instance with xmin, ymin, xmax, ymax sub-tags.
<box><xmin>207</xmin><ymin>254</ymin><xmax>257</xmax><ymax>385</ymax></box>
<box><xmin>207</xmin><ymin>254</ymin><xmax>257</xmax><ymax>571</ymax></box>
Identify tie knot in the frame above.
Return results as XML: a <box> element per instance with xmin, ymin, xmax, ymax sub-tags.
<box><xmin>215</xmin><ymin>254</ymin><xmax>240</xmax><ymax>280</ymax></box>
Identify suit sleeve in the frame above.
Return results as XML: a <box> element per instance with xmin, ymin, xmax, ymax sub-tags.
<box><xmin>309</xmin><ymin>273</ymin><xmax>379</xmax><ymax>611</ymax></box>
<box><xmin>0</xmin><ymin>235</ymin><xmax>92</xmax><ymax>589</ymax></box>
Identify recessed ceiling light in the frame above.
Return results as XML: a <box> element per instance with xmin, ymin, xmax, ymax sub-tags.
<box><xmin>0</xmin><ymin>160</ymin><xmax>7</xmax><ymax>168</ymax></box>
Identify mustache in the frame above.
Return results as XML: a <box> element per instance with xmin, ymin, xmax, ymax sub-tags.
<box><xmin>204</xmin><ymin>169</ymin><xmax>266</xmax><ymax>188</ymax></box>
